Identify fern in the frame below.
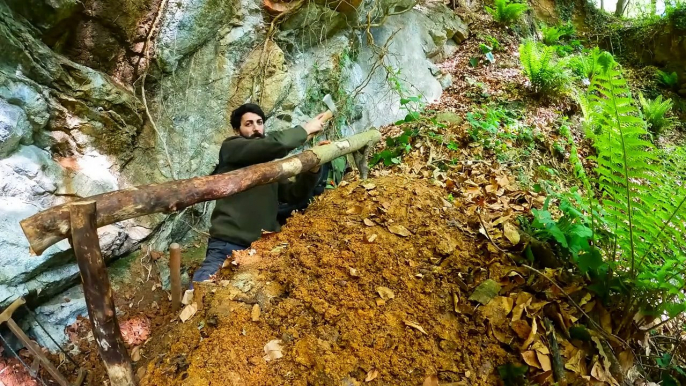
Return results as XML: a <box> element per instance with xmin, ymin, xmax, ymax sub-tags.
<box><xmin>584</xmin><ymin>52</ymin><xmax>686</xmax><ymax>313</ymax></box>
<box><xmin>519</xmin><ymin>40</ymin><xmax>571</xmax><ymax>97</ymax></box>
<box><xmin>566</xmin><ymin>47</ymin><xmax>603</xmax><ymax>82</ymax></box>
<box><xmin>541</xmin><ymin>25</ymin><xmax>564</xmax><ymax>45</ymax></box>
<box><xmin>656</xmin><ymin>69</ymin><xmax>679</xmax><ymax>89</ymax></box>
<box><xmin>486</xmin><ymin>0</ymin><xmax>528</xmax><ymax>25</ymax></box>
<box><xmin>638</xmin><ymin>93</ymin><xmax>677</xmax><ymax>135</ymax></box>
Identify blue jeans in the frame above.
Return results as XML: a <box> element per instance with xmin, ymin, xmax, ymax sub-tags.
<box><xmin>191</xmin><ymin>238</ymin><xmax>246</xmax><ymax>287</ymax></box>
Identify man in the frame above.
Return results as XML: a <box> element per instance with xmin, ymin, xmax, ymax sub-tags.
<box><xmin>191</xmin><ymin>103</ymin><xmax>328</xmax><ymax>284</ymax></box>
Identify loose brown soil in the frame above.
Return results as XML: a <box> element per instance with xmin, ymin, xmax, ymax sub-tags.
<box><xmin>140</xmin><ymin>175</ymin><xmax>517</xmax><ymax>386</ymax></box>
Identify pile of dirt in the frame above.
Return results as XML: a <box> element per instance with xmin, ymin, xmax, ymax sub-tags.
<box><xmin>141</xmin><ymin>175</ymin><xmax>516</xmax><ymax>385</ymax></box>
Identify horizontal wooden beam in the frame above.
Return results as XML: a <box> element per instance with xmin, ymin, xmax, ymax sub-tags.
<box><xmin>20</xmin><ymin>130</ymin><xmax>380</xmax><ymax>255</ymax></box>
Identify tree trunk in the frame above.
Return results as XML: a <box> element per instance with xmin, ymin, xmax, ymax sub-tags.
<box><xmin>69</xmin><ymin>201</ymin><xmax>135</xmax><ymax>386</ymax></box>
<box><xmin>614</xmin><ymin>0</ymin><xmax>628</xmax><ymax>16</ymax></box>
<box><xmin>21</xmin><ymin>130</ymin><xmax>381</xmax><ymax>255</ymax></box>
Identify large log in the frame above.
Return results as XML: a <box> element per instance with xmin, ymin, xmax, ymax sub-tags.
<box><xmin>69</xmin><ymin>201</ymin><xmax>135</xmax><ymax>386</ymax></box>
<box><xmin>21</xmin><ymin>129</ymin><xmax>381</xmax><ymax>255</ymax></box>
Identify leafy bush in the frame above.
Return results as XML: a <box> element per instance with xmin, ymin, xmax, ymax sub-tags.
<box><xmin>639</xmin><ymin>93</ymin><xmax>678</xmax><ymax>135</ymax></box>
<box><xmin>486</xmin><ymin>0</ymin><xmax>528</xmax><ymax>25</ymax></box>
<box><xmin>518</xmin><ymin>40</ymin><xmax>571</xmax><ymax>97</ymax></box>
<box><xmin>656</xmin><ymin>69</ymin><xmax>679</xmax><ymax>89</ymax></box>
<box><xmin>370</xmin><ymin>128</ymin><xmax>419</xmax><ymax>167</ymax></box>
<box><xmin>484</xmin><ymin>35</ymin><xmax>502</xmax><ymax>51</ymax></box>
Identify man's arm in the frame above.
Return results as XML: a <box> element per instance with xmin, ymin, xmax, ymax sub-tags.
<box><xmin>277</xmin><ymin>168</ymin><xmax>322</xmax><ymax>204</ymax></box>
<box><xmin>220</xmin><ymin>127</ymin><xmax>308</xmax><ymax>167</ymax></box>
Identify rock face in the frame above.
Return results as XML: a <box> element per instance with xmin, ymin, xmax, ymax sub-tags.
<box><xmin>0</xmin><ymin>0</ymin><xmax>468</xmax><ymax>349</ymax></box>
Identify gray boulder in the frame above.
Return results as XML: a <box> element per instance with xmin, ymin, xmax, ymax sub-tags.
<box><xmin>0</xmin><ymin>99</ymin><xmax>32</xmax><ymax>157</ymax></box>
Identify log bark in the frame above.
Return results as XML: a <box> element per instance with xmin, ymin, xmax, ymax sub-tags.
<box><xmin>169</xmin><ymin>243</ymin><xmax>181</xmax><ymax>312</ymax></box>
<box><xmin>21</xmin><ymin>129</ymin><xmax>381</xmax><ymax>255</ymax></box>
<box><xmin>69</xmin><ymin>201</ymin><xmax>135</xmax><ymax>386</ymax></box>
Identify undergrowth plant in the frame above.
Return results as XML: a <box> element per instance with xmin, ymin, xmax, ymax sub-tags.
<box><xmin>533</xmin><ymin>50</ymin><xmax>686</xmax><ymax>318</ymax></box>
<box><xmin>566</xmin><ymin>47</ymin><xmax>603</xmax><ymax>83</ymax></box>
<box><xmin>486</xmin><ymin>0</ymin><xmax>528</xmax><ymax>25</ymax></box>
<box><xmin>656</xmin><ymin>69</ymin><xmax>679</xmax><ymax>90</ymax></box>
<box><xmin>639</xmin><ymin>93</ymin><xmax>678</xmax><ymax>135</ymax></box>
<box><xmin>518</xmin><ymin>40</ymin><xmax>571</xmax><ymax>98</ymax></box>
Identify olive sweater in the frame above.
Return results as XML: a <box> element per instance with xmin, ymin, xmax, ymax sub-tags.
<box><xmin>208</xmin><ymin>126</ymin><xmax>320</xmax><ymax>247</ymax></box>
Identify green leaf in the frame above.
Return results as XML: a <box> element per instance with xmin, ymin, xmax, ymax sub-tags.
<box><xmin>497</xmin><ymin>363</ymin><xmax>528</xmax><ymax>386</ymax></box>
<box><xmin>569</xmin><ymin>325</ymin><xmax>591</xmax><ymax>341</ymax></box>
<box><xmin>577</xmin><ymin>248</ymin><xmax>605</xmax><ymax>274</ymax></box>
<box><xmin>662</xmin><ymin>373</ymin><xmax>679</xmax><ymax>386</ymax></box>
<box><xmin>469</xmin><ymin>57</ymin><xmax>480</xmax><ymax>67</ymax></box>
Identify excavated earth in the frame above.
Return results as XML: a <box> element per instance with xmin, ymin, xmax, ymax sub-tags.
<box><xmin>140</xmin><ymin>175</ymin><xmax>516</xmax><ymax>386</ymax></box>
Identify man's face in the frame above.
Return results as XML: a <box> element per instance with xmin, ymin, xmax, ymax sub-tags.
<box><xmin>238</xmin><ymin>112</ymin><xmax>265</xmax><ymax>138</ymax></box>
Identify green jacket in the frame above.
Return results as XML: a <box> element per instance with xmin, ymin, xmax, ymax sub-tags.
<box><xmin>209</xmin><ymin>126</ymin><xmax>320</xmax><ymax>246</ymax></box>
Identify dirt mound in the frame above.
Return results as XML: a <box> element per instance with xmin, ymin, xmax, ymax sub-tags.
<box><xmin>141</xmin><ymin>176</ymin><xmax>514</xmax><ymax>386</ymax></box>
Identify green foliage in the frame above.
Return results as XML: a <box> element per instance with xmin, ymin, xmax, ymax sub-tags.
<box><xmin>518</xmin><ymin>40</ymin><xmax>572</xmax><ymax>97</ymax></box>
<box><xmin>370</xmin><ymin>127</ymin><xmax>419</xmax><ymax>167</ymax></box>
<box><xmin>656</xmin><ymin>70</ymin><xmax>679</xmax><ymax>90</ymax></box>
<box><xmin>497</xmin><ymin>363</ymin><xmax>529</xmax><ymax>386</ymax></box>
<box><xmin>484</xmin><ymin>35</ymin><xmax>502</xmax><ymax>51</ymax></box>
<box><xmin>466</xmin><ymin>106</ymin><xmax>536</xmax><ymax>161</ymax></box>
<box><xmin>540</xmin><ymin>22</ymin><xmax>575</xmax><ymax>45</ymax></box>
<box><xmin>556</xmin><ymin>50</ymin><xmax>686</xmax><ymax>315</ymax></box>
<box><xmin>566</xmin><ymin>47</ymin><xmax>603</xmax><ymax>82</ymax></box>
<box><xmin>638</xmin><ymin>93</ymin><xmax>678</xmax><ymax>135</ymax></box>
<box><xmin>486</xmin><ymin>0</ymin><xmax>528</xmax><ymax>25</ymax></box>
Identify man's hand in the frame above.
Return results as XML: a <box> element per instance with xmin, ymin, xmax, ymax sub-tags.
<box><xmin>303</xmin><ymin>112</ymin><xmax>328</xmax><ymax>136</ymax></box>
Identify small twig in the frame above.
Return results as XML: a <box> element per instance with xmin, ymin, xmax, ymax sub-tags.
<box><xmin>476</xmin><ymin>208</ymin><xmax>507</xmax><ymax>253</ymax></box>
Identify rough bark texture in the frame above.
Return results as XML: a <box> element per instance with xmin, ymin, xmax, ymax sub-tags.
<box><xmin>169</xmin><ymin>243</ymin><xmax>181</xmax><ymax>312</ymax></box>
<box><xmin>20</xmin><ymin>130</ymin><xmax>381</xmax><ymax>255</ymax></box>
<box><xmin>69</xmin><ymin>201</ymin><xmax>135</xmax><ymax>386</ymax></box>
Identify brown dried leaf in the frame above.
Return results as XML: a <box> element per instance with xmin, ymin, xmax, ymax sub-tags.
<box><xmin>365</xmin><ymin>369</ymin><xmax>379</xmax><ymax>382</ymax></box>
<box><xmin>521</xmin><ymin>318</ymin><xmax>537</xmax><ymax>350</ymax></box>
<box><xmin>532</xmin><ymin>341</ymin><xmax>550</xmax><ymax>355</ymax></box>
<box><xmin>131</xmin><ymin>346</ymin><xmax>141</xmax><ymax>362</ymax></box>
<box><xmin>481</xmin><ymin>296</ymin><xmax>514</xmax><ymax>327</ymax></box>
<box><xmin>367</xmin><ymin>234</ymin><xmax>378</xmax><ymax>243</ymax></box>
<box><xmin>596</xmin><ymin>303</ymin><xmax>612</xmax><ymax>334</ymax></box>
<box><xmin>522</xmin><ymin>350</ymin><xmax>542</xmax><ymax>369</ymax></box>
<box><xmin>364</xmin><ymin>218</ymin><xmax>375</xmax><ymax>227</ymax></box>
<box><xmin>511</xmin><ymin>319</ymin><xmax>531</xmax><ymax>340</ymax></box>
<box><xmin>423</xmin><ymin>375</ymin><xmax>439</xmax><ymax>386</ymax></box>
<box><xmin>404</xmin><ymin>320</ymin><xmax>428</xmax><ymax>335</ymax></box>
<box><xmin>536</xmin><ymin>351</ymin><xmax>552</xmax><ymax>372</ymax></box>
<box><xmin>565</xmin><ymin>349</ymin><xmax>586</xmax><ymax>375</ymax></box>
<box><xmin>376</xmin><ymin>286</ymin><xmax>395</xmax><ymax>301</ymax></box>
<box><xmin>503</xmin><ymin>222</ymin><xmax>521</xmax><ymax>245</ymax></box>
<box><xmin>618</xmin><ymin>351</ymin><xmax>634</xmax><ymax>372</ymax></box>
<box><xmin>512</xmin><ymin>292</ymin><xmax>533</xmax><ymax>322</ymax></box>
<box><xmin>251</xmin><ymin>304</ymin><xmax>261</xmax><ymax>322</ymax></box>
<box><xmin>388</xmin><ymin>224</ymin><xmax>411</xmax><ymax>237</ymax></box>
<box><xmin>179</xmin><ymin>303</ymin><xmax>197</xmax><ymax>323</ymax></box>
<box><xmin>346</xmin><ymin>205</ymin><xmax>363</xmax><ymax>215</ymax></box>
<box><xmin>263</xmin><ymin>339</ymin><xmax>284</xmax><ymax>361</ymax></box>
<box><xmin>362</xmin><ymin>183</ymin><xmax>376</xmax><ymax>190</ymax></box>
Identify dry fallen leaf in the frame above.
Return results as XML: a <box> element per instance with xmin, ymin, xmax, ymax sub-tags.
<box><xmin>404</xmin><ymin>320</ymin><xmax>428</xmax><ymax>335</ymax></box>
<box><xmin>537</xmin><ymin>351</ymin><xmax>552</xmax><ymax>372</ymax></box>
<box><xmin>365</xmin><ymin>369</ymin><xmax>379</xmax><ymax>382</ymax></box>
<box><xmin>346</xmin><ymin>205</ymin><xmax>363</xmax><ymax>214</ymax></box>
<box><xmin>521</xmin><ymin>318</ymin><xmax>537</xmax><ymax>350</ymax></box>
<box><xmin>596</xmin><ymin>303</ymin><xmax>612</xmax><ymax>334</ymax></box>
<box><xmin>511</xmin><ymin>319</ymin><xmax>531</xmax><ymax>340</ymax></box>
<box><xmin>522</xmin><ymin>350</ymin><xmax>542</xmax><ymax>369</ymax></box>
<box><xmin>565</xmin><ymin>348</ymin><xmax>586</xmax><ymax>375</ymax></box>
<box><xmin>423</xmin><ymin>374</ymin><xmax>439</xmax><ymax>386</ymax></box>
<box><xmin>469</xmin><ymin>279</ymin><xmax>501</xmax><ymax>305</ymax></box>
<box><xmin>362</xmin><ymin>182</ymin><xmax>376</xmax><ymax>190</ymax></box>
<box><xmin>131</xmin><ymin>346</ymin><xmax>141</xmax><ymax>362</ymax></box>
<box><xmin>503</xmin><ymin>222</ymin><xmax>521</xmax><ymax>245</ymax></box>
<box><xmin>367</xmin><ymin>234</ymin><xmax>378</xmax><ymax>243</ymax></box>
<box><xmin>377</xmin><ymin>286</ymin><xmax>395</xmax><ymax>301</ymax></box>
<box><xmin>263</xmin><ymin>339</ymin><xmax>284</xmax><ymax>361</ymax></box>
<box><xmin>179</xmin><ymin>302</ymin><xmax>197</xmax><ymax>323</ymax></box>
<box><xmin>251</xmin><ymin>304</ymin><xmax>261</xmax><ymax>322</ymax></box>
<box><xmin>512</xmin><ymin>292</ymin><xmax>533</xmax><ymax>322</ymax></box>
<box><xmin>364</xmin><ymin>218</ymin><xmax>375</xmax><ymax>226</ymax></box>
<box><xmin>481</xmin><ymin>296</ymin><xmax>514</xmax><ymax>326</ymax></box>
<box><xmin>388</xmin><ymin>224</ymin><xmax>411</xmax><ymax>237</ymax></box>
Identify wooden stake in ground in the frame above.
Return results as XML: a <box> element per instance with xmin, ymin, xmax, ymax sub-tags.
<box><xmin>21</xmin><ymin>129</ymin><xmax>381</xmax><ymax>255</ymax></box>
<box><xmin>69</xmin><ymin>201</ymin><xmax>135</xmax><ymax>386</ymax></box>
<box><xmin>169</xmin><ymin>243</ymin><xmax>182</xmax><ymax>312</ymax></box>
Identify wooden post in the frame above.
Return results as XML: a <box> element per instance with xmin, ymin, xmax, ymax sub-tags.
<box><xmin>69</xmin><ymin>201</ymin><xmax>135</xmax><ymax>386</ymax></box>
<box><xmin>169</xmin><ymin>243</ymin><xmax>181</xmax><ymax>312</ymax></box>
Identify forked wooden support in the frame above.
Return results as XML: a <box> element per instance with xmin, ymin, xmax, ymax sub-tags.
<box><xmin>69</xmin><ymin>201</ymin><xmax>135</xmax><ymax>386</ymax></box>
<box><xmin>0</xmin><ymin>298</ymin><xmax>86</xmax><ymax>386</ymax></box>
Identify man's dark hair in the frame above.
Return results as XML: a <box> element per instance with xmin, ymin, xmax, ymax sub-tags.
<box><xmin>230</xmin><ymin>103</ymin><xmax>266</xmax><ymax>130</ymax></box>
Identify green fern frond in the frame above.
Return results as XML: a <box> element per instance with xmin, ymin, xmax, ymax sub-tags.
<box><xmin>656</xmin><ymin>69</ymin><xmax>679</xmax><ymax>89</ymax></box>
<box><xmin>487</xmin><ymin>0</ymin><xmax>528</xmax><ymax>25</ymax></box>
<box><xmin>639</xmin><ymin>93</ymin><xmax>677</xmax><ymax>135</ymax></box>
<box><xmin>519</xmin><ymin>40</ymin><xmax>571</xmax><ymax>98</ymax></box>
<box><xmin>586</xmin><ymin>53</ymin><xmax>686</xmax><ymax>282</ymax></box>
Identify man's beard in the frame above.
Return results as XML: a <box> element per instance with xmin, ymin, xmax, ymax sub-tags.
<box><xmin>245</xmin><ymin>132</ymin><xmax>264</xmax><ymax>139</ymax></box>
